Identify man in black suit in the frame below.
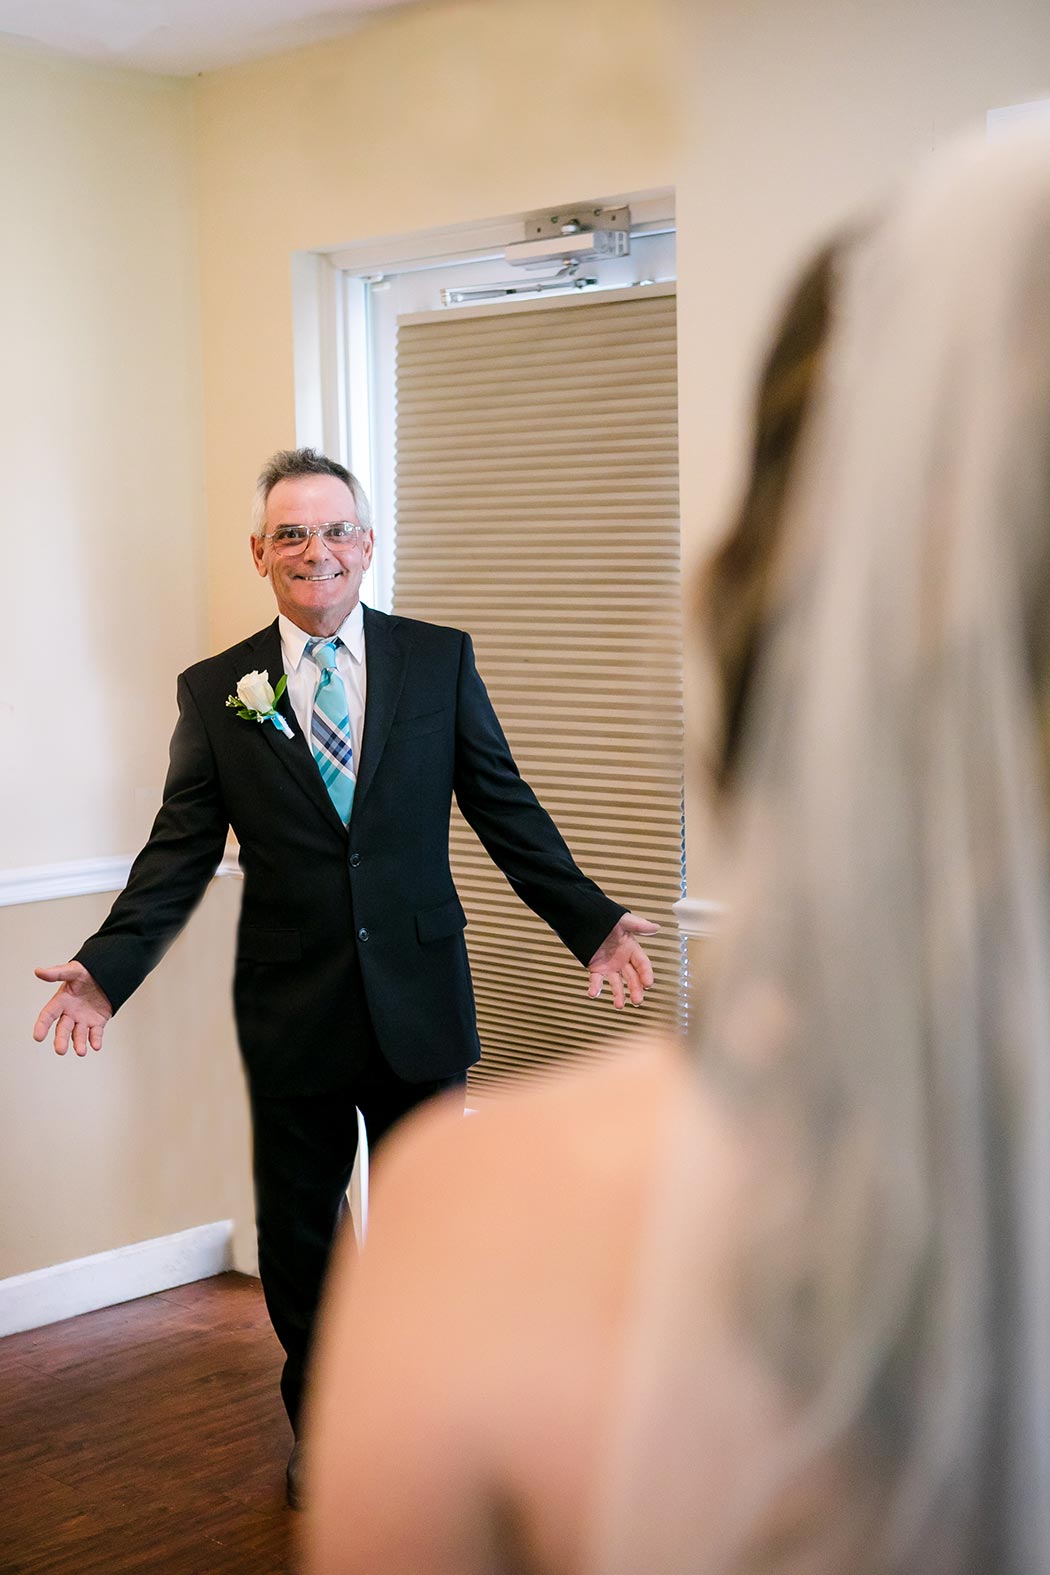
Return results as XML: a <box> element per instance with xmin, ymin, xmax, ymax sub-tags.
<box><xmin>33</xmin><ymin>447</ymin><xmax>657</xmax><ymax>1502</ymax></box>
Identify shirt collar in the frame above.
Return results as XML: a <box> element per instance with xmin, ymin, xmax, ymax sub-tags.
<box><xmin>279</xmin><ymin>601</ymin><xmax>365</xmax><ymax>670</ymax></box>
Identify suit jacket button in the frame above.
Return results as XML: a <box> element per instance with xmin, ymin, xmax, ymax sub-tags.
<box><xmin>357</xmin><ymin>927</ymin><xmax>369</xmax><ymax>942</ymax></box>
<box><xmin>349</xmin><ymin>852</ymin><xmax>361</xmax><ymax>868</ymax></box>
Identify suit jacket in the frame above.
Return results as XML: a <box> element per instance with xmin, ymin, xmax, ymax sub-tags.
<box><xmin>76</xmin><ymin>608</ymin><xmax>626</xmax><ymax>1095</ymax></box>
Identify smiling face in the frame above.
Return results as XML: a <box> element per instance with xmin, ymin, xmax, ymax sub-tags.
<box><xmin>251</xmin><ymin>473</ymin><xmax>375</xmax><ymax>637</ymax></box>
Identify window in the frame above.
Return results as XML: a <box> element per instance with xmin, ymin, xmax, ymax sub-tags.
<box><xmin>293</xmin><ymin>199</ymin><xmax>685</xmax><ymax>1090</ymax></box>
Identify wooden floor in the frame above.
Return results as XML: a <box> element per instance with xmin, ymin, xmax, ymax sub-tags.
<box><xmin>0</xmin><ymin>1273</ymin><xmax>299</xmax><ymax>1575</ymax></box>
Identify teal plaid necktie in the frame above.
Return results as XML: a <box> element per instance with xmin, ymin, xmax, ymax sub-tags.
<box><xmin>305</xmin><ymin>638</ymin><xmax>355</xmax><ymax>824</ymax></box>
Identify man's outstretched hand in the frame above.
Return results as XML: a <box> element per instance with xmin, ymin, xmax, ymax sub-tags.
<box><xmin>33</xmin><ymin>962</ymin><xmax>113</xmax><ymax>1056</ymax></box>
<box><xmin>587</xmin><ymin>913</ymin><xmax>660</xmax><ymax>1010</ymax></box>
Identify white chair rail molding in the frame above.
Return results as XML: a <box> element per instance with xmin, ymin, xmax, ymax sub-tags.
<box><xmin>0</xmin><ymin>850</ymin><xmax>244</xmax><ymax>909</ymax></box>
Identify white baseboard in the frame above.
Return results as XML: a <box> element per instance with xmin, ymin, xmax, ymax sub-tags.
<box><xmin>0</xmin><ymin>1220</ymin><xmax>234</xmax><ymax>1338</ymax></box>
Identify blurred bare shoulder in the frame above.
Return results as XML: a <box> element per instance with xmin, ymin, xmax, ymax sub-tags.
<box><xmin>303</xmin><ymin>1038</ymin><xmax>701</xmax><ymax>1575</ymax></box>
<box><xmin>367</xmin><ymin>1037</ymin><xmax>688</xmax><ymax>1258</ymax></box>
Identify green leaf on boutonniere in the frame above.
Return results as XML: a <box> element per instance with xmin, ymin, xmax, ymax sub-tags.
<box><xmin>274</xmin><ymin>673</ymin><xmax>288</xmax><ymax>703</ymax></box>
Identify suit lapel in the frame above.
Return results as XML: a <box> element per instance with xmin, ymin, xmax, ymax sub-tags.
<box><xmin>354</xmin><ymin>608</ymin><xmax>410</xmax><ymax>815</ymax></box>
<box><xmin>239</xmin><ymin>621</ymin><xmax>348</xmax><ymax>838</ymax></box>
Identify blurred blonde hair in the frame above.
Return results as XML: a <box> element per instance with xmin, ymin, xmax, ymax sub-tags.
<box><xmin>712</xmin><ymin>129</ymin><xmax>1050</xmax><ymax>1574</ymax></box>
<box><xmin>700</xmin><ymin>241</ymin><xmax>839</xmax><ymax>796</ymax></box>
<box><xmin>594</xmin><ymin>128</ymin><xmax>1050</xmax><ymax>1575</ymax></box>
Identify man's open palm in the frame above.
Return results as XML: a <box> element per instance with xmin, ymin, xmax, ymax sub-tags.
<box><xmin>33</xmin><ymin>962</ymin><xmax>112</xmax><ymax>1056</ymax></box>
<box><xmin>586</xmin><ymin>912</ymin><xmax>660</xmax><ymax>1010</ymax></box>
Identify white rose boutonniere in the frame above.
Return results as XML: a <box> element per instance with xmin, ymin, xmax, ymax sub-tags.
<box><xmin>226</xmin><ymin>670</ymin><xmax>295</xmax><ymax>738</ymax></box>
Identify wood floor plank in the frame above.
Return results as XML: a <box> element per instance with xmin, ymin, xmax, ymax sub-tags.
<box><xmin>0</xmin><ymin>1273</ymin><xmax>297</xmax><ymax>1575</ymax></box>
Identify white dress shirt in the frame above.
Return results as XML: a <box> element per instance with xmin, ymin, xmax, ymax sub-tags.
<box><xmin>278</xmin><ymin>603</ymin><xmax>367</xmax><ymax>771</ymax></box>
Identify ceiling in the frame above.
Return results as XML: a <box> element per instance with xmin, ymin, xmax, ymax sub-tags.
<box><xmin>0</xmin><ymin>0</ymin><xmax>421</xmax><ymax>76</ymax></box>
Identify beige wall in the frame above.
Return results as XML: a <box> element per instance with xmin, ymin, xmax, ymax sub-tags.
<box><xmin>675</xmin><ymin>0</ymin><xmax>1050</xmax><ymax>872</ymax></box>
<box><xmin>0</xmin><ymin>44</ymin><xmax>205</xmax><ymax>866</ymax></box>
<box><xmin>0</xmin><ymin>43</ymin><xmax>253</xmax><ymax>1281</ymax></box>
<box><xmin>678</xmin><ymin>0</ymin><xmax>1050</xmax><ymax>564</ymax></box>
<box><xmin>1</xmin><ymin>882</ymin><xmax>255</xmax><ymax>1278</ymax></box>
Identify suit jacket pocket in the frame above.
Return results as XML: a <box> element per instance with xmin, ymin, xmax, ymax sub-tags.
<box><xmin>416</xmin><ymin>897</ymin><xmax>467</xmax><ymax>944</ymax></box>
<box><xmin>237</xmin><ymin>926</ymin><xmax>302</xmax><ymax>963</ymax></box>
<box><xmin>390</xmin><ymin>707</ymin><xmax>449</xmax><ymax>740</ymax></box>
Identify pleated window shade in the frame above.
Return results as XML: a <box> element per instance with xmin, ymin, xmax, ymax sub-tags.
<box><xmin>393</xmin><ymin>285</ymin><xmax>684</xmax><ymax>1093</ymax></box>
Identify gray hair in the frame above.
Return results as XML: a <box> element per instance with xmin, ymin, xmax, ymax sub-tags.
<box><xmin>251</xmin><ymin>447</ymin><xmax>372</xmax><ymax>536</ymax></box>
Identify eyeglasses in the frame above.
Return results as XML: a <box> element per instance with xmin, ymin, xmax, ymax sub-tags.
<box><xmin>260</xmin><ymin>522</ymin><xmax>368</xmax><ymax>556</ymax></box>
